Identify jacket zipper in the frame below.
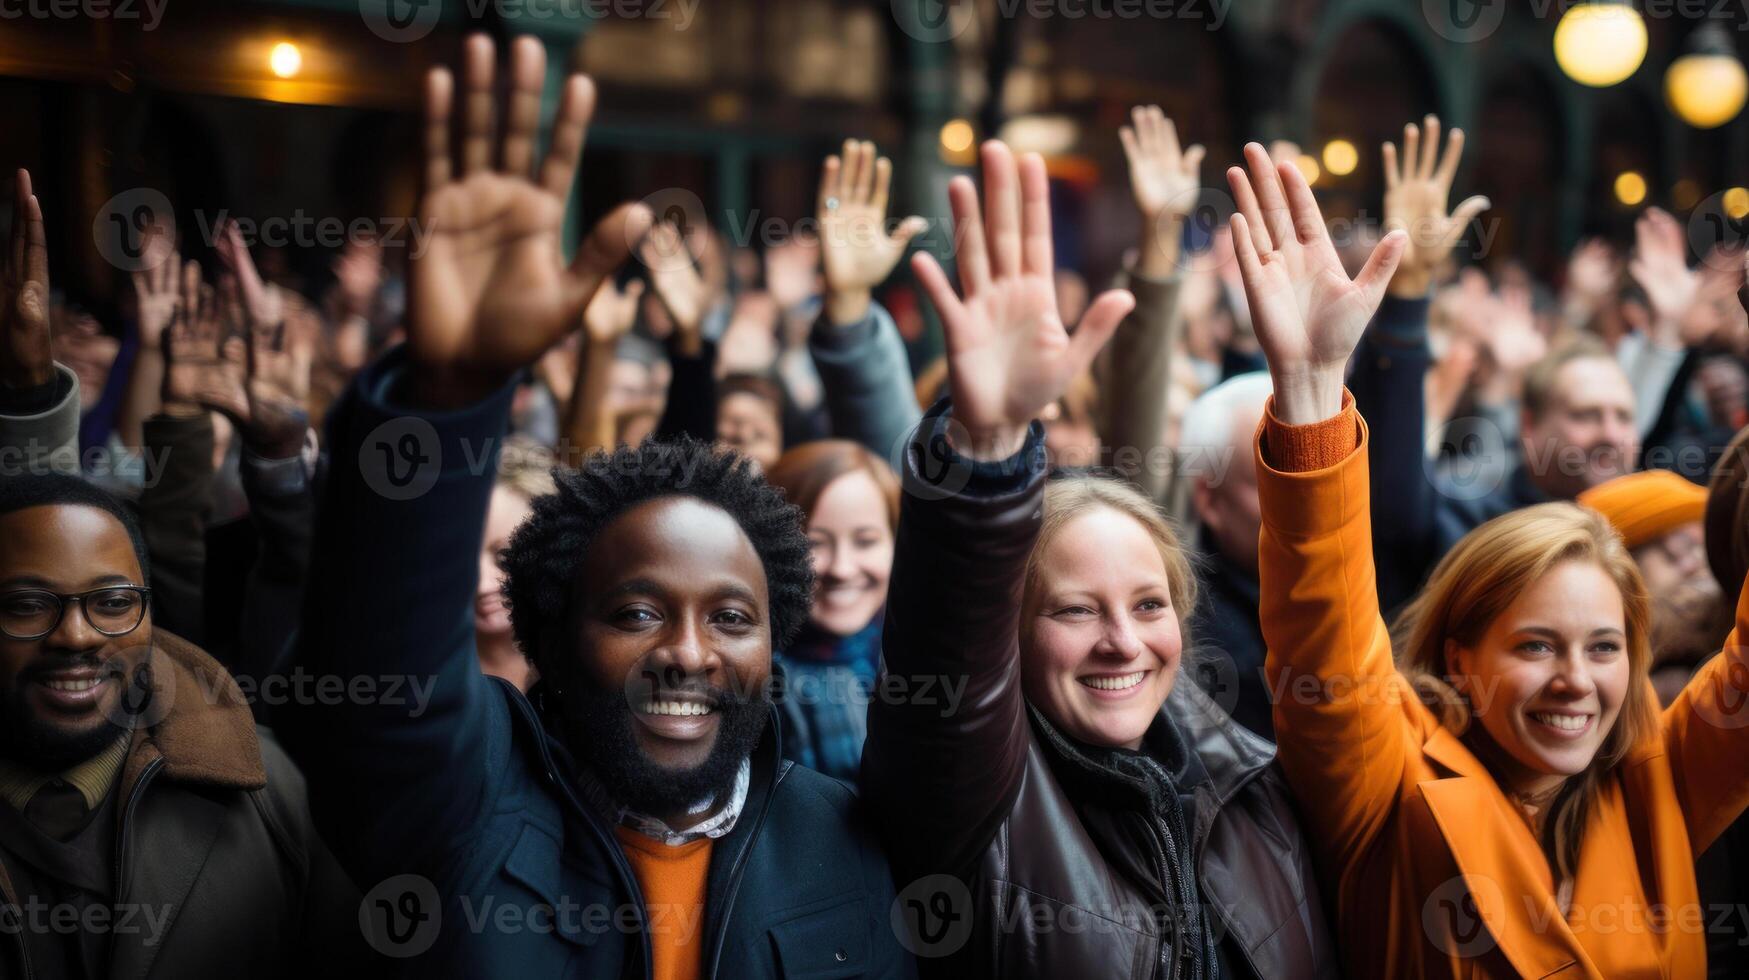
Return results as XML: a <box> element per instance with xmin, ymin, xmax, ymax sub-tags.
<box><xmin>702</xmin><ymin>764</ymin><xmax>778</xmax><ymax>980</ymax></box>
<box><xmin>1145</xmin><ymin>816</ymin><xmax>1181</xmax><ymax>980</ymax></box>
<box><xmin>507</xmin><ymin>691</ymin><xmax>655</xmax><ymax>979</ymax></box>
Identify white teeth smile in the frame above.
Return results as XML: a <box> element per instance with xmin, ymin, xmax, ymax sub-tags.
<box><xmin>44</xmin><ymin>677</ymin><xmax>100</xmax><ymax>693</ymax></box>
<box><xmin>641</xmin><ymin>701</ymin><xmax>713</xmax><ymax>717</ymax></box>
<box><xmin>1532</xmin><ymin>712</ymin><xmax>1590</xmax><ymax>732</ymax></box>
<box><xmin>1081</xmin><ymin>671</ymin><xmax>1145</xmax><ymax>691</ymax></box>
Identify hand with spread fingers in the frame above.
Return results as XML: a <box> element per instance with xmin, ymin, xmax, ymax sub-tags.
<box><xmin>1382</xmin><ymin>115</ymin><xmax>1489</xmax><ymax>298</ymax></box>
<box><xmin>1119</xmin><ymin>105</ymin><xmax>1204</xmax><ymax>278</ymax></box>
<box><xmin>163</xmin><ymin>260</ymin><xmax>244</xmax><ymax>420</ymax></box>
<box><xmin>1</xmin><ymin>169</ymin><xmax>51</xmax><ymax>392</ymax></box>
<box><xmin>217</xmin><ymin>219</ymin><xmax>284</xmax><ymax>332</ymax></box>
<box><xmin>1225</xmin><ymin>141</ymin><xmax>1407</xmax><ymax>424</ymax></box>
<box><xmin>1628</xmin><ymin>207</ymin><xmax>1701</xmax><ymax>348</ymax></box>
<box><xmin>640</xmin><ymin>221</ymin><xmax>708</xmax><ymax>356</ymax></box>
<box><xmin>910</xmin><ymin>140</ymin><xmax>1135</xmax><ymax>461</ymax></box>
<box><xmin>818</xmin><ymin>139</ymin><xmax>928</xmax><ymax>325</ymax></box>
<box><xmin>408</xmin><ymin>34</ymin><xmax>650</xmax><ymax>408</ymax></box>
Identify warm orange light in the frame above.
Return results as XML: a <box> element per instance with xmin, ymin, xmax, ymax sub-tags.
<box><xmin>269</xmin><ymin>42</ymin><xmax>302</xmax><ymax>79</ymax></box>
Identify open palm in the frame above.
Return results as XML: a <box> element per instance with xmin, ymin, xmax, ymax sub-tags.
<box><xmin>911</xmin><ymin>142</ymin><xmax>1133</xmax><ymax>459</ymax></box>
<box><xmin>819</xmin><ymin>139</ymin><xmax>927</xmax><ymax>295</ymax></box>
<box><xmin>1382</xmin><ymin>115</ymin><xmax>1488</xmax><ymax>295</ymax></box>
<box><xmin>408</xmin><ymin>35</ymin><xmax>648</xmax><ymax>406</ymax></box>
<box><xmin>1226</xmin><ymin>142</ymin><xmax>1405</xmax><ymax>423</ymax></box>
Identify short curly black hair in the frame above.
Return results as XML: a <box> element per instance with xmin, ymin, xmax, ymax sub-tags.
<box><xmin>500</xmin><ymin>436</ymin><xmax>814</xmax><ymax>669</ymax></box>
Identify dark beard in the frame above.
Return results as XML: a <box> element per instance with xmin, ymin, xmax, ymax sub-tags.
<box><xmin>0</xmin><ymin>655</ymin><xmax>145</xmax><ymax>771</ymax></box>
<box><xmin>561</xmin><ymin>682</ymin><xmax>769</xmax><ymax>817</ymax></box>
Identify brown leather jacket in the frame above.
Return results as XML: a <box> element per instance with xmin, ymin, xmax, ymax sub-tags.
<box><xmin>0</xmin><ymin>630</ymin><xmax>365</xmax><ymax>978</ymax></box>
<box><xmin>862</xmin><ymin>407</ymin><xmax>1338</xmax><ymax>980</ymax></box>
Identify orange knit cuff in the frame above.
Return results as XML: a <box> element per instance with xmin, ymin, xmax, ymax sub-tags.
<box><xmin>1261</xmin><ymin>390</ymin><xmax>1359</xmax><ymax>473</ymax></box>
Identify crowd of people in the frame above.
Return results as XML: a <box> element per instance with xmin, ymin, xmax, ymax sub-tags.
<box><xmin>5</xmin><ymin>30</ymin><xmax>1749</xmax><ymax>979</ymax></box>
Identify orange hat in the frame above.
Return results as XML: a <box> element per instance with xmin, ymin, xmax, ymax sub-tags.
<box><xmin>1578</xmin><ymin>470</ymin><xmax>1707</xmax><ymax>551</ymax></box>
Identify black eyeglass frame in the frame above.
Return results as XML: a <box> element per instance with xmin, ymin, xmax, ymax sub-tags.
<box><xmin>0</xmin><ymin>586</ymin><xmax>153</xmax><ymax>641</ymax></box>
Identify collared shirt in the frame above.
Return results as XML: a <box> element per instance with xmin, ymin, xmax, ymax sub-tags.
<box><xmin>0</xmin><ymin>732</ymin><xmax>131</xmax><ymax>813</ymax></box>
<box><xmin>580</xmin><ymin>758</ymin><xmax>751</xmax><ymax>847</ymax></box>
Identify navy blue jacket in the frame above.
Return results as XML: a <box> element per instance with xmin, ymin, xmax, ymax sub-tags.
<box><xmin>1348</xmin><ymin>294</ymin><xmax>1549</xmax><ymax>612</ymax></box>
<box><xmin>282</xmin><ymin>349</ymin><xmax>913</xmax><ymax>978</ymax></box>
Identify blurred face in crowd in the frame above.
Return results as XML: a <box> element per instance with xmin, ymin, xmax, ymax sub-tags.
<box><xmin>718</xmin><ymin>392</ymin><xmax>782</xmax><ymax>471</ymax></box>
<box><xmin>558</xmin><ymin>497</ymin><xmax>771</xmax><ymax>820</ymax></box>
<box><xmin>1445</xmin><ymin>560</ymin><xmax>1630</xmax><ymax>796</ymax></box>
<box><xmin>1521</xmin><ymin>356</ymin><xmax>1636</xmax><ymax>500</ymax></box>
<box><xmin>1633</xmin><ymin>522</ymin><xmax>1727</xmax><ymax>667</ymax></box>
<box><xmin>609</xmin><ymin>357</ymin><xmax>653</xmax><ymax>409</ymax></box>
<box><xmin>1194</xmin><ymin>406</ymin><xmax>1264</xmax><ymax>576</ymax></box>
<box><xmin>1024</xmin><ymin>506</ymin><xmax>1182</xmax><ymax>750</ymax></box>
<box><xmin>477</xmin><ymin>485</ymin><xmax>533</xmax><ymax>641</ymax></box>
<box><xmin>0</xmin><ymin>506</ymin><xmax>148</xmax><ymax>770</ymax></box>
<box><xmin>804</xmin><ymin>471</ymin><xmax>894</xmax><ymax>637</ymax></box>
<box><xmin>1697</xmin><ymin>357</ymin><xmax>1749</xmax><ymax>429</ymax></box>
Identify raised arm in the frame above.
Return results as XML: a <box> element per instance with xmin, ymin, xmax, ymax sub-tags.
<box><xmin>0</xmin><ymin>169</ymin><xmax>80</xmax><ymax>476</ymax></box>
<box><xmin>1228</xmin><ymin>141</ymin><xmax>1421</xmax><ymax>864</ymax></box>
<box><xmin>281</xmin><ymin>34</ymin><xmax>648</xmax><ymax>879</ymax></box>
<box><xmin>1350</xmin><ymin>116</ymin><xmax>1488</xmax><ymax>608</ymax></box>
<box><xmin>561</xmin><ymin>276</ymin><xmax>644</xmax><ymax>464</ymax></box>
<box><xmin>1662</xmin><ymin>560</ymin><xmax>1749</xmax><ymax>853</ymax></box>
<box><xmin>646</xmin><ymin>222</ymin><xmax>719</xmax><ymax>442</ymax></box>
<box><xmin>1100</xmin><ymin>105</ymin><xmax>1201</xmax><ymax>502</ymax></box>
<box><xmin>862</xmin><ymin>140</ymin><xmax>1132</xmax><ymax>876</ymax></box>
<box><xmin>810</xmin><ymin>139</ymin><xmax>927</xmax><ymax>454</ymax></box>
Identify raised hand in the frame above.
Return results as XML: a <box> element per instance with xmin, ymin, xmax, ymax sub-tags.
<box><xmin>1382</xmin><ymin>115</ymin><xmax>1489</xmax><ymax>298</ymax></box>
<box><xmin>1119</xmin><ymin>105</ymin><xmax>1204</xmax><ymax>277</ymax></box>
<box><xmin>163</xmin><ymin>261</ymin><xmax>244</xmax><ymax>419</ymax></box>
<box><xmin>583</xmin><ymin>276</ymin><xmax>645</xmax><ymax>347</ymax></box>
<box><xmin>132</xmin><ymin>242</ymin><xmax>182</xmax><ymax>350</ymax></box>
<box><xmin>1628</xmin><ymin>207</ymin><xmax>1699</xmax><ymax>347</ymax></box>
<box><xmin>818</xmin><ymin>140</ymin><xmax>928</xmax><ymax>325</ymax></box>
<box><xmin>1677</xmin><ymin>245</ymin><xmax>1747</xmax><ymax>348</ymax></box>
<box><xmin>216</xmin><ymin>219</ymin><xmax>283</xmax><ymax>331</ymax></box>
<box><xmin>234</xmin><ymin>305</ymin><xmax>314</xmax><ymax>459</ymax></box>
<box><xmin>1226</xmin><ymin>141</ymin><xmax>1406</xmax><ymax>424</ymax></box>
<box><xmin>910</xmin><ymin>141</ymin><xmax>1134</xmax><ymax>460</ymax></box>
<box><xmin>640</xmin><ymin>222</ymin><xmax>708</xmax><ymax>355</ymax></box>
<box><xmin>408</xmin><ymin>34</ymin><xmax>649</xmax><ymax>408</ymax></box>
<box><xmin>332</xmin><ymin>236</ymin><xmax>384</xmax><ymax>320</ymax></box>
<box><xmin>1</xmin><ymin>169</ymin><xmax>50</xmax><ymax>391</ymax></box>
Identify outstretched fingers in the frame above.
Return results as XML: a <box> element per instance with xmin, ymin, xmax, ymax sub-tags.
<box><xmin>1242</xmin><ymin>142</ymin><xmax>1294</xmax><ymax>252</ymax></box>
<box><xmin>423</xmin><ymin>68</ymin><xmax>454</xmax><ymax>190</ymax></box>
<box><xmin>1354</xmin><ymin>230</ymin><xmax>1410</xmax><ymax>310</ymax></box>
<box><xmin>1066</xmin><ymin>288</ymin><xmax>1133</xmax><ymax>375</ymax></box>
<box><xmin>1019</xmin><ymin>152</ymin><xmax>1053</xmax><ymax>278</ymax></box>
<box><xmin>1276</xmin><ymin>159</ymin><xmax>1329</xmax><ymax>249</ymax></box>
<box><xmin>1226</xmin><ymin>157</ymin><xmax>1274</xmax><ymax>255</ymax></box>
<box><xmin>500</xmin><ymin>37</ymin><xmax>545</xmax><ymax>177</ymax></box>
<box><xmin>565</xmin><ymin>202</ymin><xmax>651</xmax><ymax>314</ymax></box>
<box><xmin>910</xmin><ymin>250</ymin><xmax>967</xmax><ymax>350</ymax></box>
<box><xmin>947</xmin><ymin>174</ymin><xmax>991</xmax><ymax>294</ymax></box>
<box><xmin>981</xmin><ymin>141</ymin><xmax>1022</xmax><ymax>279</ymax></box>
<box><xmin>539</xmin><ymin>74</ymin><xmax>595</xmax><ymax>199</ymax></box>
<box><xmin>459</xmin><ymin>34</ymin><xmax>497</xmax><ymax>177</ymax></box>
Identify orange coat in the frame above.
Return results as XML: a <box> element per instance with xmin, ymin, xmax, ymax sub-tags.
<box><xmin>1256</xmin><ymin>401</ymin><xmax>1749</xmax><ymax>979</ymax></box>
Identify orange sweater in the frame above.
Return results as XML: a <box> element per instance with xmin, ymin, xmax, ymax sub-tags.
<box><xmin>1257</xmin><ymin>393</ymin><xmax>1749</xmax><ymax>978</ymax></box>
<box><xmin>615</xmin><ymin>826</ymin><xmax>713</xmax><ymax>980</ymax></box>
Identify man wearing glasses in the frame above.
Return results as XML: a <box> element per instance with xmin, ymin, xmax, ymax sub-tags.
<box><xmin>0</xmin><ymin>472</ymin><xmax>364</xmax><ymax>977</ymax></box>
<box><xmin>0</xmin><ymin>168</ymin><xmax>364</xmax><ymax>977</ymax></box>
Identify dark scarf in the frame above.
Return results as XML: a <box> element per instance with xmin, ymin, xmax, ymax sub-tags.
<box><xmin>1028</xmin><ymin>703</ymin><xmax>1219</xmax><ymax>980</ymax></box>
<box><xmin>782</xmin><ymin>612</ymin><xmax>882</xmax><ymax>678</ymax></box>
